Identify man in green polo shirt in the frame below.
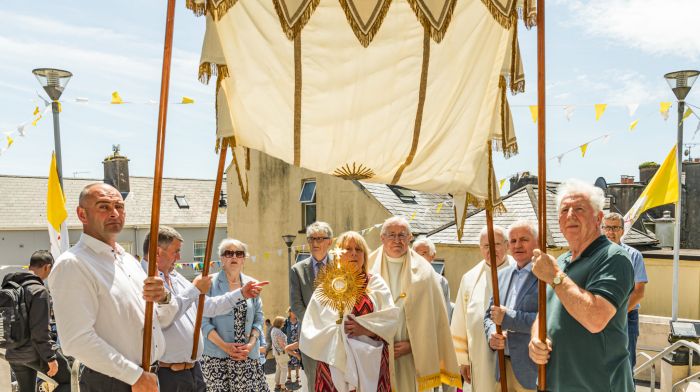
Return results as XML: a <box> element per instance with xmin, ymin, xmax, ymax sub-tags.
<box><xmin>528</xmin><ymin>179</ymin><xmax>635</xmax><ymax>392</ymax></box>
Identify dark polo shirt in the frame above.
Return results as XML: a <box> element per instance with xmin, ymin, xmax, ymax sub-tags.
<box><xmin>545</xmin><ymin>235</ymin><xmax>635</xmax><ymax>392</ymax></box>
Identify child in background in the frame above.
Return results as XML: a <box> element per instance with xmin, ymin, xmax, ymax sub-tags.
<box><xmin>271</xmin><ymin>316</ymin><xmax>290</xmax><ymax>392</ymax></box>
<box><xmin>284</xmin><ymin>308</ymin><xmax>302</xmax><ymax>388</ymax></box>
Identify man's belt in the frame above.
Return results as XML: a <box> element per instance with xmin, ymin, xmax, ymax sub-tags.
<box><xmin>158</xmin><ymin>361</ymin><xmax>196</xmax><ymax>372</ymax></box>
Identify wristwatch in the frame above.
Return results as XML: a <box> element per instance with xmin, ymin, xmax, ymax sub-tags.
<box><xmin>551</xmin><ymin>272</ymin><xmax>567</xmax><ymax>289</ymax></box>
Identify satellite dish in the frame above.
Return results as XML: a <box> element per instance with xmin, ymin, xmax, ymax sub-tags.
<box><xmin>594</xmin><ymin>177</ymin><xmax>608</xmax><ymax>191</ymax></box>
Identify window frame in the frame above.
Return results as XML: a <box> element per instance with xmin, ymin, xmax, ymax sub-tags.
<box><xmin>193</xmin><ymin>240</ymin><xmax>206</xmax><ymax>263</ymax></box>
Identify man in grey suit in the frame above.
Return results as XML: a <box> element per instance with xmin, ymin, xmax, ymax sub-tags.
<box><xmin>289</xmin><ymin>221</ymin><xmax>333</xmax><ymax>390</ymax></box>
<box><xmin>484</xmin><ymin>220</ymin><xmax>539</xmax><ymax>391</ymax></box>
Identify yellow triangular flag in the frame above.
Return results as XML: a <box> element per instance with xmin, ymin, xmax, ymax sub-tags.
<box><xmin>409</xmin><ymin>212</ymin><xmax>416</xmax><ymax>221</ymax></box>
<box><xmin>682</xmin><ymin>108</ymin><xmax>693</xmax><ymax>123</ymax></box>
<box><xmin>263</xmin><ymin>252</ymin><xmax>270</xmax><ymax>260</ymax></box>
<box><xmin>499</xmin><ymin>178</ymin><xmax>506</xmax><ymax>190</ymax></box>
<box><xmin>529</xmin><ymin>106</ymin><xmax>538</xmax><ymax>123</ymax></box>
<box><xmin>629</xmin><ymin>120</ymin><xmax>639</xmax><ymax>131</ymax></box>
<box><xmin>32</xmin><ymin>115</ymin><xmax>42</xmax><ymax>126</ymax></box>
<box><xmin>33</xmin><ymin>106</ymin><xmax>39</xmax><ymax>115</ymax></box>
<box><xmin>181</xmin><ymin>96</ymin><xmax>194</xmax><ymax>104</ymax></box>
<box><xmin>436</xmin><ymin>202</ymin><xmax>443</xmax><ymax>213</ymax></box>
<box><xmin>660</xmin><ymin>102</ymin><xmax>672</xmax><ymax>120</ymax></box>
<box><xmin>623</xmin><ymin>144</ymin><xmax>678</xmax><ymax>234</ymax></box>
<box><xmin>56</xmin><ymin>102</ymin><xmax>62</xmax><ymax>113</ymax></box>
<box><xmin>580</xmin><ymin>143</ymin><xmax>589</xmax><ymax>157</ymax></box>
<box><xmin>6</xmin><ymin>135</ymin><xmax>14</xmax><ymax>147</ymax></box>
<box><xmin>111</xmin><ymin>91</ymin><xmax>123</xmax><ymax>104</ymax></box>
<box><xmin>594</xmin><ymin>104</ymin><xmax>607</xmax><ymax>121</ymax></box>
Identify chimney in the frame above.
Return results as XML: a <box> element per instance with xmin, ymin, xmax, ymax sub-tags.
<box><xmin>620</xmin><ymin>175</ymin><xmax>635</xmax><ymax>184</ymax></box>
<box><xmin>103</xmin><ymin>145</ymin><xmax>130</xmax><ymax>198</ymax></box>
<box><xmin>639</xmin><ymin>162</ymin><xmax>660</xmax><ymax>184</ymax></box>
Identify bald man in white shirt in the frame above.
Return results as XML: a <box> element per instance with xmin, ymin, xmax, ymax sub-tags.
<box><xmin>49</xmin><ymin>183</ymin><xmax>176</xmax><ymax>392</ymax></box>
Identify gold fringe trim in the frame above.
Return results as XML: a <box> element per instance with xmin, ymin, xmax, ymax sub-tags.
<box><xmin>338</xmin><ymin>0</ymin><xmax>393</xmax><ymax>48</ymax></box>
<box><xmin>496</xmin><ymin>76</ymin><xmax>519</xmax><ymax>158</ymax></box>
<box><xmin>417</xmin><ymin>370</ymin><xmax>462</xmax><ymax>390</ymax></box>
<box><xmin>185</xmin><ymin>0</ymin><xmax>238</xmax><ymax>20</ymax></box>
<box><xmin>215</xmin><ymin>136</ymin><xmax>237</xmax><ymax>153</ymax></box>
<box><xmin>480</xmin><ymin>0</ymin><xmax>516</xmax><ymax>29</ymax></box>
<box><xmin>406</xmin><ymin>0</ymin><xmax>457</xmax><ymax>43</ymax></box>
<box><xmin>198</xmin><ymin>62</ymin><xmax>229</xmax><ymax>85</ymax></box>
<box><xmin>229</xmin><ymin>144</ymin><xmax>250</xmax><ymax>206</ymax></box>
<box><xmin>521</xmin><ymin>0</ymin><xmax>537</xmax><ymax>29</ymax></box>
<box><xmin>272</xmin><ymin>0</ymin><xmax>320</xmax><ymax>41</ymax></box>
<box><xmin>391</xmin><ymin>26</ymin><xmax>429</xmax><ymax>184</ymax></box>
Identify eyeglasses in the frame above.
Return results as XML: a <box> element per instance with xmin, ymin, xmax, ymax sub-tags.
<box><xmin>383</xmin><ymin>233</ymin><xmax>408</xmax><ymax>241</ymax></box>
<box><xmin>307</xmin><ymin>237</ymin><xmax>330</xmax><ymax>243</ymax></box>
<box><xmin>602</xmin><ymin>225</ymin><xmax>623</xmax><ymax>232</ymax></box>
<box><xmin>221</xmin><ymin>250</ymin><xmax>246</xmax><ymax>259</ymax></box>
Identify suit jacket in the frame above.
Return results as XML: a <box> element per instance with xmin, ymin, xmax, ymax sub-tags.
<box><xmin>289</xmin><ymin>256</ymin><xmax>319</xmax><ymax>323</ymax></box>
<box><xmin>484</xmin><ymin>264</ymin><xmax>539</xmax><ymax>390</ymax></box>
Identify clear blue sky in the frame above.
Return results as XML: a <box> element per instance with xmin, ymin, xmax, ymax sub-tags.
<box><xmin>1</xmin><ymin>0</ymin><xmax>699</xmax><ymax>192</ymax></box>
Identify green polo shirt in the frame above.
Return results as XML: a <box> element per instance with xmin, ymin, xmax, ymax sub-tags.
<box><xmin>545</xmin><ymin>235</ymin><xmax>635</xmax><ymax>392</ymax></box>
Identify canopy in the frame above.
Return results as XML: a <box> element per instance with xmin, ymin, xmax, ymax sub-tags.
<box><xmin>187</xmin><ymin>0</ymin><xmax>535</xmax><ymax>236</ymax></box>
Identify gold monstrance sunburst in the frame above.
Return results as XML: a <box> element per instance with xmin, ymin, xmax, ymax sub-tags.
<box><xmin>314</xmin><ymin>247</ymin><xmax>368</xmax><ymax>324</ymax></box>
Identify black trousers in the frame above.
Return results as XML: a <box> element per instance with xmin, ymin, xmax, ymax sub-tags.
<box><xmin>80</xmin><ymin>366</ymin><xmax>132</xmax><ymax>392</ymax></box>
<box><xmin>10</xmin><ymin>352</ymin><xmax>71</xmax><ymax>392</ymax></box>
<box><xmin>157</xmin><ymin>362</ymin><xmax>206</xmax><ymax>392</ymax></box>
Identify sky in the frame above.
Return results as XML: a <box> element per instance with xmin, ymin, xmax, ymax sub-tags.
<box><xmin>1</xmin><ymin>0</ymin><xmax>700</xmax><ymax>194</ymax></box>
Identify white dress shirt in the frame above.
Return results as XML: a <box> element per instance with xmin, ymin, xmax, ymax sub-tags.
<box><xmin>48</xmin><ymin>234</ymin><xmax>179</xmax><ymax>385</ymax></box>
<box><xmin>150</xmin><ymin>267</ymin><xmax>246</xmax><ymax>363</ymax></box>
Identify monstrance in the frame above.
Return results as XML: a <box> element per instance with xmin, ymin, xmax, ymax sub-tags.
<box><xmin>314</xmin><ymin>247</ymin><xmax>367</xmax><ymax>324</ymax></box>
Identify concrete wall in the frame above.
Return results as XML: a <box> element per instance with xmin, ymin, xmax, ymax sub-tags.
<box><xmin>640</xmin><ymin>257</ymin><xmax>700</xmax><ymax>319</ymax></box>
<box><xmin>225</xmin><ymin>150</ymin><xmax>390</xmax><ymax>319</ymax></box>
<box><xmin>0</xmin><ymin>226</ymin><xmax>226</xmax><ymax>266</ymax></box>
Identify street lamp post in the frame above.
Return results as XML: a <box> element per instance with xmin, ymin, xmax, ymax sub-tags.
<box><xmin>664</xmin><ymin>70</ymin><xmax>699</xmax><ymax>321</ymax></box>
<box><xmin>282</xmin><ymin>234</ymin><xmax>297</xmax><ymax>271</ymax></box>
<box><xmin>33</xmin><ymin>68</ymin><xmax>73</xmax><ymax>189</ymax></box>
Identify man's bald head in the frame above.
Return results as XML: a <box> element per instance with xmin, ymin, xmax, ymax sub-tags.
<box><xmin>77</xmin><ymin>183</ymin><xmax>125</xmax><ymax>246</ymax></box>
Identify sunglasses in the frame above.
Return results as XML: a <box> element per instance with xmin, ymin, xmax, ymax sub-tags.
<box><xmin>221</xmin><ymin>250</ymin><xmax>246</xmax><ymax>259</ymax></box>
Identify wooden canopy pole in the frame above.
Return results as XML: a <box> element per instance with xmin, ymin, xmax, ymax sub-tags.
<box><xmin>536</xmin><ymin>0</ymin><xmax>548</xmax><ymax>389</ymax></box>
<box><xmin>486</xmin><ymin>206</ymin><xmax>508</xmax><ymax>392</ymax></box>
<box><xmin>142</xmin><ymin>0</ymin><xmax>177</xmax><ymax>370</ymax></box>
<box><xmin>191</xmin><ymin>138</ymin><xmax>229</xmax><ymax>360</ymax></box>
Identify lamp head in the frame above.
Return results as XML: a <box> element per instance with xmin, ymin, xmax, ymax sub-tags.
<box><xmin>282</xmin><ymin>234</ymin><xmax>296</xmax><ymax>247</ymax></box>
<box><xmin>664</xmin><ymin>70</ymin><xmax>699</xmax><ymax>101</ymax></box>
<box><xmin>32</xmin><ymin>68</ymin><xmax>72</xmax><ymax>101</ymax></box>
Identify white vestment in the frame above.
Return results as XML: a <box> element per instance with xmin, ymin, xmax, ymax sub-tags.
<box><xmin>451</xmin><ymin>257</ymin><xmax>514</xmax><ymax>391</ymax></box>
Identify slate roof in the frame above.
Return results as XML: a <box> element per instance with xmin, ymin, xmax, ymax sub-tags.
<box><xmin>359</xmin><ymin>181</ymin><xmax>472</xmax><ymax>234</ymax></box>
<box><xmin>0</xmin><ymin>175</ymin><xmax>226</xmax><ymax>230</ymax></box>
<box><xmin>428</xmin><ymin>185</ymin><xmax>658</xmax><ymax>247</ymax></box>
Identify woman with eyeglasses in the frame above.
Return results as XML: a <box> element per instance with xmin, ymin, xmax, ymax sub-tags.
<box><xmin>299</xmin><ymin>231</ymin><xmax>399</xmax><ymax>392</ymax></box>
<box><xmin>201</xmin><ymin>239</ymin><xmax>270</xmax><ymax>392</ymax></box>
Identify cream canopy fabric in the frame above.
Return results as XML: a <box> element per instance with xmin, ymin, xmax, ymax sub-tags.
<box><xmin>188</xmin><ymin>0</ymin><xmax>535</xmax><ymax>236</ymax></box>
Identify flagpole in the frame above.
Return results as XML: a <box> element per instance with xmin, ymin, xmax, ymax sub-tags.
<box><xmin>671</xmin><ymin>101</ymin><xmax>684</xmax><ymax>321</ymax></box>
<box><xmin>486</xmin><ymin>206</ymin><xmax>509</xmax><ymax>392</ymax></box>
<box><xmin>536</xmin><ymin>0</ymin><xmax>548</xmax><ymax>389</ymax></box>
<box><xmin>191</xmin><ymin>138</ymin><xmax>229</xmax><ymax>360</ymax></box>
<box><xmin>142</xmin><ymin>0</ymin><xmax>176</xmax><ymax>370</ymax></box>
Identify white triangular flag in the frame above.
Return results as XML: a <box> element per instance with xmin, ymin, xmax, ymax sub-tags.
<box><xmin>563</xmin><ymin>105</ymin><xmax>575</xmax><ymax>121</ymax></box>
<box><xmin>603</xmin><ymin>134</ymin><xmax>610</xmax><ymax>144</ymax></box>
<box><xmin>626</xmin><ymin>103</ymin><xmax>639</xmax><ymax>117</ymax></box>
<box><xmin>556</xmin><ymin>154</ymin><xmax>564</xmax><ymax>165</ymax></box>
<box><xmin>18</xmin><ymin>124</ymin><xmax>27</xmax><ymax>136</ymax></box>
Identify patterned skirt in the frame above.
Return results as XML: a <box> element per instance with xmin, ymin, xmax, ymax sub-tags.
<box><xmin>201</xmin><ymin>355</ymin><xmax>270</xmax><ymax>392</ymax></box>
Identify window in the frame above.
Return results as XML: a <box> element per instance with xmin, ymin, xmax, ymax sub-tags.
<box><xmin>388</xmin><ymin>185</ymin><xmax>417</xmax><ymax>203</ymax></box>
<box><xmin>174</xmin><ymin>195</ymin><xmax>189</xmax><ymax>209</ymax></box>
<box><xmin>295</xmin><ymin>252</ymin><xmax>310</xmax><ymax>264</ymax></box>
<box><xmin>193</xmin><ymin>241</ymin><xmax>206</xmax><ymax>263</ymax></box>
<box><xmin>300</xmin><ymin>179</ymin><xmax>317</xmax><ymax>229</ymax></box>
<box><xmin>431</xmin><ymin>259</ymin><xmax>445</xmax><ymax>276</ymax></box>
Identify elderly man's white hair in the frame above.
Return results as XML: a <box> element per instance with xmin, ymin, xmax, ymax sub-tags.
<box><xmin>555</xmin><ymin>179</ymin><xmax>605</xmax><ymax>213</ymax></box>
<box><xmin>508</xmin><ymin>219</ymin><xmax>539</xmax><ymax>242</ymax></box>
<box><xmin>306</xmin><ymin>221</ymin><xmax>333</xmax><ymax>238</ymax></box>
<box><xmin>380</xmin><ymin>216</ymin><xmax>411</xmax><ymax>236</ymax></box>
<box><xmin>412</xmin><ymin>237</ymin><xmax>436</xmax><ymax>256</ymax></box>
<box><xmin>479</xmin><ymin>225</ymin><xmax>508</xmax><ymax>242</ymax></box>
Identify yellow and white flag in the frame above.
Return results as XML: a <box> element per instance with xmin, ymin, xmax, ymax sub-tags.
<box><xmin>47</xmin><ymin>153</ymin><xmax>69</xmax><ymax>259</ymax></box>
<box><xmin>624</xmin><ymin>145</ymin><xmax>678</xmax><ymax>234</ymax></box>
